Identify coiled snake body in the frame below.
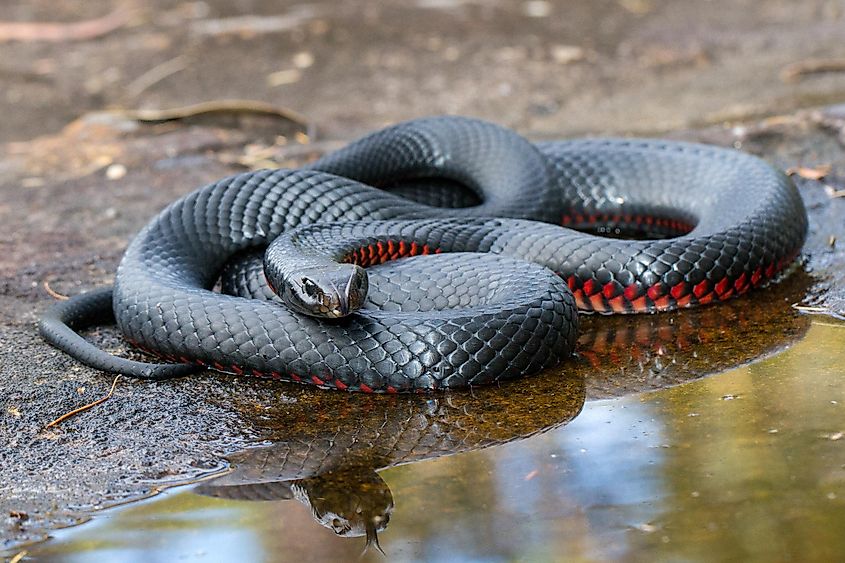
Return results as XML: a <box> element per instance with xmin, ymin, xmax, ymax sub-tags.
<box><xmin>40</xmin><ymin>117</ymin><xmax>808</xmax><ymax>392</ymax></box>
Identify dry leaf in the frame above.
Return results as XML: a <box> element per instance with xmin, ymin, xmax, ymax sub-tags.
<box><xmin>785</xmin><ymin>164</ymin><xmax>832</xmax><ymax>180</ymax></box>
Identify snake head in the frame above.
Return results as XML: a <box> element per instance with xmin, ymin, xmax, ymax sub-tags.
<box><xmin>277</xmin><ymin>264</ymin><xmax>368</xmax><ymax>319</ymax></box>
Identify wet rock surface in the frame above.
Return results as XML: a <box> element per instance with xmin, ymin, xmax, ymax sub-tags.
<box><xmin>2</xmin><ymin>0</ymin><xmax>845</xmax><ymax>553</ymax></box>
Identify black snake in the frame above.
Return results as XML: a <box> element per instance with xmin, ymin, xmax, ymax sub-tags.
<box><xmin>39</xmin><ymin>116</ymin><xmax>808</xmax><ymax>392</ymax></box>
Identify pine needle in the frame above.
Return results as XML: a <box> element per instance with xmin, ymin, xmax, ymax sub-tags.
<box><xmin>43</xmin><ymin>280</ymin><xmax>69</xmax><ymax>300</ymax></box>
<box><xmin>46</xmin><ymin>376</ymin><xmax>121</xmax><ymax>428</ymax></box>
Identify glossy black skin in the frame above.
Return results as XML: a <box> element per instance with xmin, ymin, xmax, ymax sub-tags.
<box><xmin>38</xmin><ymin>116</ymin><xmax>808</xmax><ymax>391</ymax></box>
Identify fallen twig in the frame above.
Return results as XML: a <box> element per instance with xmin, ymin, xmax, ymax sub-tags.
<box><xmin>113</xmin><ymin>99</ymin><xmax>314</xmax><ymax>137</ymax></box>
<box><xmin>126</xmin><ymin>55</ymin><xmax>190</xmax><ymax>99</ymax></box>
<box><xmin>45</xmin><ymin>376</ymin><xmax>121</xmax><ymax>428</ymax></box>
<box><xmin>43</xmin><ymin>280</ymin><xmax>69</xmax><ymax>301</ymax></box>
<box><xmin>780</xmin><ymin>58</ymin><xmax>845</xmax><ymax>82</ymax></box>
<box><xmin>190</xmin><ymin>7</ymin><xmax>317</xmax><ymax>38</ymax></box>
<box><xmin>0</xmin><ymin>8</ymin><xmax>132</xmax><ymax>43</ymax></box>
<box><xmin>9</xmin><ymin>550</ymin><xmax>27</xmax><ymax>563</ymax></box>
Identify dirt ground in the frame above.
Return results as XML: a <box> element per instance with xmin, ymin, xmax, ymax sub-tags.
<box><xmin>2</xmin><ymin>0</ymin><xmax>845</xmax><ymax>553</ymax></box>
<box><xmin>3</xmin><ymin>0</ymin><xmax>845</xmax><ymax>144</ymax></box>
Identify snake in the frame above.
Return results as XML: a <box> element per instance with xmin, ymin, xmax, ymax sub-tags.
<box><xmin>39</xmin><ymin>116</ymin><xmax>808</xmax><ymax>392</ymax></box>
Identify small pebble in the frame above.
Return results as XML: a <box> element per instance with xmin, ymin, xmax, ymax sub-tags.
<box><xmin>292</xmin><ymin>51</ymin><xmax>314</xmax><ymax>69</ymax></box>
<box><xmin>551</xmin><ymin>45</ymin><xmax>586</xmax><ymax>64</ymax></box>
<box><xmin>106</xmin><ymin>164</ymin><xmax>127</xmax><ymax>180</ymax></box>
<box><xmin>522</xmin><ymin>1</ymin><xmax>551</xmax><ymax>17</ymax></box>
<box><xmin>21</xmin><ymin>177</ymin><xmax>45</xmax><ymax>188</ymax></box>
<box><xmin>267</xmin><ymin>69</ymin><xmax>302</xmax><ymax>86</ymax></box>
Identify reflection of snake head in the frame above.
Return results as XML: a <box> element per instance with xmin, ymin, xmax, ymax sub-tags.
<box><xmin>292</xmin><ymin>469</ymin><xmax>393</xmax><ymax>553</ymax></box>
<box><xmin>274</xmin><ymin>263</ymin><xmax>368</xmax><ymax>318</ymax></box>
<box><xmin>195</xmin><ymin>468</ymin><xmax>394</xmax><ymax>553</ymax></box>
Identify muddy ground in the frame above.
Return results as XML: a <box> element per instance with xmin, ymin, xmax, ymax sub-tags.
<box><xmin>2</xmin><ymin>0</ymin><xmax>845</xmax><ymax>553</ymax></box>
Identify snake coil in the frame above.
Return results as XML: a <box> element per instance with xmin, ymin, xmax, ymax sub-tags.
<box><xmin>39</xmin><ymin>116</ymin><xmax>808</xmax><ymax>392</ymax></box>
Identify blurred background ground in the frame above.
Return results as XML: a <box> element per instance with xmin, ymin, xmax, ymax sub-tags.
<box><xmin>2</xmin><ymin>0</ymin><xmax>845</xmax><ymax>143</ymax></box>
<box><xmin>2</xmin><ymin>0</ymin><xmax>845</xmax><ymax>554</ymax></box>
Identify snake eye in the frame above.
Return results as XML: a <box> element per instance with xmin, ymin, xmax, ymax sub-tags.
<box><xmin>301</xmin><ymin>278</ymin><xmax>320</xmax><ymax>298</ymax></box>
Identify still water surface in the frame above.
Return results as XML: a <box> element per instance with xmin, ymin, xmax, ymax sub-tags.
<box><xmin>29</xmin><ymin>316</ymin><xmax>845</xmax><ymax>562</ymax></box>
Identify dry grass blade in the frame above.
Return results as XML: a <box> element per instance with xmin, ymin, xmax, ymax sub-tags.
<box><xmin>0</xmin><ymin>8</ymin><xmax>132</xmax><ymax>43</ymax></box>
<box><xmin>9</xmin><ymin>551</ymin><xmax>27</xmax><ymax>563</ymax></box>
<box><xmin>190</xmin><ymin>7</ymin><xmax>318</xmax><ymax>38</ymax></box>
<box><xmin>46</xmin><ymin>376</ymin><xmax>121</xmax><ymax>428</ymax></box>
<box><xmin>114</xmin><ymin>100</ymin><xmax>314</xmax><ymax>137</ymax></box>
<box><xmin>43</xmin><ymin>280</ymin><xmax>69</xmax><ymax>301</ymax></box>
<box><xmin>126</xmin><ymin>56</ymin><xmax>190</xmax><ymax>99</ymax></box>
<box><xmin>780</xmin><ymin>58</ymin><xmax>845</xmax><ymax>82</ymax></box>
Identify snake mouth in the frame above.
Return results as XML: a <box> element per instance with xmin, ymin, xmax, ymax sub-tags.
<box><xmin>334</xmin><ymin>300</ymin><xmax>349</xmax><ymax>318</ymax></box>
<box><xmin>326</xmin><ymin>294</ymin><xmax>349</xmax><ymax>318</ymax></box>
<box><xmin>283</xmin><ymin>264</ymin><xmax>368</xmax><ymax>319</ymax></box>
<box><xmin>321</xmin><ymin>273</ymin><xmax>351</xmax><ymax>318</ymax></box>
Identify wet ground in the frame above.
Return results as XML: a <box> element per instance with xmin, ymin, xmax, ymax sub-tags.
<box><xmin>2</xmin><ymin>0</ymin><xmax>845</xmax><ymax>559</ymax></box>
<box><xmin>26</xmin><ymin>320</ymin><xmax>845</xmax><ymax>561</ymax></box>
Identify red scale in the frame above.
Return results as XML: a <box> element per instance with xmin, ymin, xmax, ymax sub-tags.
<box><xmin>646</xmin><ymin>283</ymin><xmax>664</xmax><ymax>301</ymax></box>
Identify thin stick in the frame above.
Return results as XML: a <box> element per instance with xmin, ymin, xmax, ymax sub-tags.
<box><xmin>9</xmin><ymin>551</ymin><xmax>27</xmax><ymax>563</ymax></box>
<box><xmin>115</xmin><ymin>99</ymin><xmax>311</xmax><ymax>131</ymax></box>
<box><xmin>46</xmin><ymin>376</ymin><xmax>121</xmax><ymax>428</ymax></box>
<box><xmin>780</xmin><ymin>58</ymin><xmax>845</xmax><ymax>82</ymax></box>
<box><xmin>0</xmin><ymin>8</ymin><xmax>131</xmax><ymax>43</ymax></box>
<box><xmin>43</xmin><ymin>280</ymin><xmax>69</xmax><ymax>300</ymax></box>
<box><xmin>126</xmin><ymin>55</ymin><xmax>190</xmax><ymax>99</ymax></box>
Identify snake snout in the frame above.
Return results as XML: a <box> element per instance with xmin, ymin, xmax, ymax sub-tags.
<box><xmin>341</xmin><ymin>264</ymin><xmax>369</xmax><ymax>315</ymax></box>
<box><xmin>280</xmin><ymin>264</ymin><xmax>369</xmax><ymax>319</ymax></box>
<box><xmin>325</xmin><ymin>264</ymin><xmax>368</xmax><ymax>318</ymax></box>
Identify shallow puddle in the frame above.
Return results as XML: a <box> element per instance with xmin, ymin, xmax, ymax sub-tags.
<box><xmin>26</xmin><ymin>310</ymin><xmax>845</xmax><ymax>561</ymax></box>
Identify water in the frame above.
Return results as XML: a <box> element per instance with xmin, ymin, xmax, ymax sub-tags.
<box><xmin>26</xmin><ymin>312</ymin><xmax>845</xmax><ymax>561</ymax></box>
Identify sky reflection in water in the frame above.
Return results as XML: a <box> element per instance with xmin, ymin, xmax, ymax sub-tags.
<box><xmin>31</xmin><ymin>320</ymin><xmax>845</xmax><ymax>562</ymax></box>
